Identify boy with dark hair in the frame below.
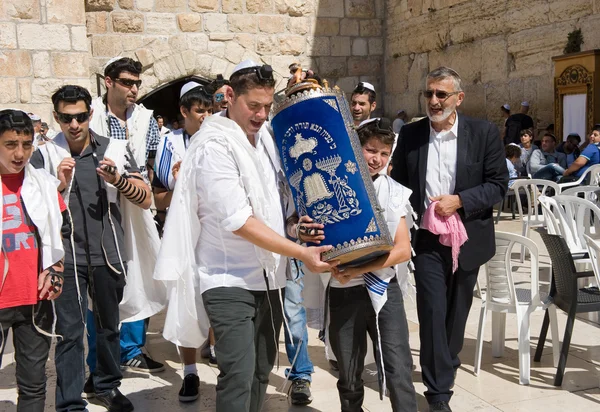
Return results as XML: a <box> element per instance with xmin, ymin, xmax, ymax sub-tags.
<box><xmin>351</xmin><ymin>82</ymin><xmax>377</xmax><ymax>126</ymax></box>
<box><xmin>0</xmin><ymin>109</ymin><xmax>66</xmax><ymax>412</ymax></box>
<box><xmin>31</xmin><ymin>84</ymin><xmax>153</xmax><ymax>412</ymax></box>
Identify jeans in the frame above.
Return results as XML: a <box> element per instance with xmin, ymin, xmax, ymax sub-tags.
<box><xmin>203</xmin><ymin>286</ymin><xmax>284</xmax><ymax>412</ymax></box>
<box><xmin>54</xmin><ymin>264</ymin><xmax>125</xmax><ymax>412</ymax></box>
<box><xmin>86</xmin><ymin>314</ymin><xmax>146</xmax><ymax>371</ymax></box>
<box><xmin>0</xmin><ymin>304</ymin><xmax>51</xmax><ymax>412</ymax></box>
<box><xmin>532</xmin><ymin>163</ymin><xmax>565</xmax><ymax>182</ymax></box>
<box><xmin>329</xmin><ymin>281</ymin><xmax>417</xmax><ymax>412</ymax></box>
<box><xmin>284</xmin><ymin>260</ymin><xmax>314</xmax><ymax>382</ymax></box>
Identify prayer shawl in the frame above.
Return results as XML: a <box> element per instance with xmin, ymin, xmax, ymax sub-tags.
<box><xmin>90</xmin><ymin>97</ymin><xmax>153</xmax><ymax>172</ymax></box>
<box><xmin>155</xmin><ymin>114</ymin><xmax>284</xmax><ymax>348</ymax></box>
<box><xmin>154</xmin><ymin>129</ymin><xmax>186</xmax><ymax>191</ymax></box>
<box><xmin>421</xmin><ymin>201</ymin><xmax>468</xmax><ymax>273</ymax></box>
<box><xmin>38</xmin><ymin>135</ymin><xmax>166</xmax><ymax>323</ymax></box>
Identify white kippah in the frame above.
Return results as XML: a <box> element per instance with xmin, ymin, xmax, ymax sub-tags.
<box><xmin>28</xmin><ymin>113</ymin><xmax>41</xmax><ymax>121</ymax></box>
<box><xmin>358</xmin><ymin>82</ymin><xmax>375</xmax><ymax>93</ymax></box>
<box><xmin>104</xmin><ymin>56</ymin><xmax>124</xmax><ymax>70</ymax></box>
<box><xmin>521</xmin><ymin>101</ymin><xmax>530</xmax><ymax>107</ymax></box>
<box><xmin>180</xmin><ymin>81</ymin><xmax>203</xmax><ymax>98</ymax></box>
<box><xmin>231</xmin><ymin>59</ymin><xmax>260</xmax><ymax>77</ymax></box>
<box><xmin>502</xmin><ymin>104</ymin><xmax>510</xmax><ymax>111</ymax></box>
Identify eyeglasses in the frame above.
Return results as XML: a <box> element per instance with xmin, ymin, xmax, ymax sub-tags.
<box><xmin>113</xmin><ymin>78</ymin><xmax>142</xmax><ymax>88</ymax></box>
<box><xmin>422</xmin><ymin>90</ymin><xmax>460</xmax><ymax>101</ymax></box>
<box><xmin>56</xmin><ymin>112</ymin><xmax>90</xmax><ymax>124</ymax></box>
<box><xmin>0</xmin><ymin>109</ymin><xmax>28</xmax><ymax>127</ymax></box>
<box><xmin>214</xmin><ymin>93</ymin><xmax>225</xmax><ymax>103</ymax></box>
<box><xmin>232</xmin><ymin>65</ymin><xmax>274</xmax><ymax>81</ymax></box>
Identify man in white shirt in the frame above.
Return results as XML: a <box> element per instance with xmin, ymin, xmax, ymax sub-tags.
<box><xmin>156</xmin><ymin>60</ymin><xmax>336</xmax><ymax>412</ymax></box>
<box><xmin>156</xmin><ymin>115</ymin><xmax>170</xmax><ymax>137</ymax></box>
<box><xmin>351</xmin><ymin>82</ymin><xmax>377</xmax><ymax>126</ymax></box>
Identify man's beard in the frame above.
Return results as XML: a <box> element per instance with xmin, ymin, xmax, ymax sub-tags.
<box><xmin>426</xmin><ymin>105</ymin><xmax>454</xmax><ymax>123</ymax></box>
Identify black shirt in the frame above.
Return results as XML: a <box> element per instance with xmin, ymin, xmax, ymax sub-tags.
<box><xmin>30</xmin><ymin>132</ymin><xmax>140</xmax><ymax>267</ymax></box>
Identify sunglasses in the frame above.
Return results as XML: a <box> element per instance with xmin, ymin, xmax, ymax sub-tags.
<box><xmin>56</xmin><ymin>112</ymin><xmax>90</xmax><ymax>124</ymax></box>
<box><xmin>114</xmin><ymin>78</ymin><xmax>142</xmax><ymax>88</ymax></box>
<box><xmin>422</xmin><ymin>90</ymin><xmax>460</xmax><ymax>101</ymax></box>
<box><xmin>215</xmin><ymin>93</ymin><xmax>225</xmax><ymax>103</ymax></box>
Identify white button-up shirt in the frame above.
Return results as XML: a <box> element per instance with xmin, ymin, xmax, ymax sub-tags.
<box><xmin>194</xmin><ymin>126</ymin><xmax>287</xmax><ymax>293</ymax></box>
<box><xmin>424</xmin><ymin>115</ymin><xmax>459</xmax><ymax>210</ymax></box>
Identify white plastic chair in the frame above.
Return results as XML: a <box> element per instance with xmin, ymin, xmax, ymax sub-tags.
<box><xmin>558</xmin><ymin>163</ymin><xmax>600</xmax><ymax>191</ymax></box>
<box><xmin>474</xmin><ymin>232</ymin><xmax>559</xmax><ymax>384</ymax></box>
<box><xmin>584</xmin><ymin>234</ymin><xmax>600</xmax><ymax>289</ymax></box>
<box><xmin>561</xmin><ymin>185</ymin><xmax>600</xmax><ymax>205</ymax></box>
<box><xmin>511</xmin><ymin>179</ymin><xmax>560</xmax><ymax>261</ymax></box>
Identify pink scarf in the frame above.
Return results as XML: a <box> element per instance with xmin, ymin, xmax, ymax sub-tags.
<box><xmin>421</xmin><ymin>201</ymin><xmax>468</xmax><ymax>273</ymax></box>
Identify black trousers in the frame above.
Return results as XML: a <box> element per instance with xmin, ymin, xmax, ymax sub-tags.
<box><xmin>0</xmin><ymin>304</ymin><xmax>52</xmax><ymax>412</ymax></box>
<box><xmin>413</xmin><ymin>229</ymin><xmax>479</xmax><ymax>404</ymax></box>
<box><xmin>203</xmin><ymin>286</ymin><xmax>284</xmax><ymax>412</ymax></box>
<box><xmin>329</xmin><ymin>281</ymin><xmax>417</xmax><ymax>412</ymax></box>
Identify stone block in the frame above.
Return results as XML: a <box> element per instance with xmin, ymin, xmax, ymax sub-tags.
<box><xmin>211</xmin><ymin>57</ymin><xmax>230</xmax><ymax>78</ymax></box>
<box><xmin>352</xmin><ymin>38</ymin><xmax>368</xmax><ymax>56</ymax></box>
<box><xmin>407</xmin><ymin>52</ymin><xmax>428</xmax><ymax>91</ymax></box>
<box><xmin>31</xmin><ymin>78</ymin><xmax>64</xmax><ymax>104</ymax></box>
<box><xmin>334</xmin><ymin>76</ymin><xmax>359</xmax><ymax>94</ymax></box>
<box><xmin>32</xmin><ymin>52</ymin><xmax>52</xmax><ymax>78</ymax></box>
<box><xmin>18</xmin><ymin>79</ymin><xmax>31</xmax><ymax>104</ymax></box>
<box><xmin>210</xmin><ymin>33</ymin><xmax>235</xmax><ymax>41</ymax></box>
<box><xmin>448</xmin><ymin>0</ymin><xmax>506</xmax><ymax>44</ymax></box>
<box><xmin>205</xmin><ymin>14</ymin><xmax>228</xmax><ymax>32</ymax></box>
<box><xmin>146</xmin><ymin>13</ymin><xmax>177</xmax><ymax>34</ymax></box>
<box><xmin>340</xmin><ymin>19</ymin><xmax>359</xmax><ymax>36</ymax></box>
<box><xmin>316</xmin><ymin>56</ymin><xmax>347</xmax><ymax>77</ymax></box>
<box><xmin>428</xmin><ymin>41</ymin><xmax>483</xmax><ymax>86</ymax></box>
<box><xmin>136</xmin><ymin>0</ymin><xmax>154</xmax><ymax>12</ymax></box>
<box><xmin>459</xmin><ymin>84</ymin><xmax>486</xmax><ymax>119</ymax></box>
<box><xmin>190</xmin><ymin>0</ymin><xmax>219</xmax><ymax>12</ymax></box>
<box><xmin>368</xmin><ymin>38</ymin><xmax>383</xmax><ymax>55</ymax></box>
<box><xmin>279</xmin><ymin>35</ymin><xmax>305</xmax><ymax>55</ymax></box>
<box><xmin>51</xmin><ymin>52</ymin><xmax>89</xmax><ymax>78</ymax></box>
<box><xmin>316</xmin><ymin>0</ymin><xmax>344</xmax><ymax>17</ymax></box>
<box><xmin>385</xmin><ymin>55</ymin><xmax>410</xmax><ymax>94</ymax></box>
<box><xmin>481</xmin><ymin>36</ymin><xmax>507</xmax><ymax>83</ymax></box>
<box><xmin>118</xmin><ymin>0</ymin><xmax>134</xmax><ymax>9</ymax></box>
<box><xmin>122</xmin><ymin>35</ymin><xmax>148</xmax><ymax>51</ymax></box>
<box><xmin>135</xmin><ymin>48</ymin><xmax>154</xmax><ymax>68</ymax></box>
<box><xmin>194</xmin><ymin>54</ymin><xmax>214</xmax><ymax>77</ymax></box>
<box><xmin>71</xmin><ymin>26</ymin><xmax>89</xmax><ymax>52</ymax></box>
<box><xmin>46</xmin><ymin>0</ymin><xmax>85</xmax><ymax>24</ymax></box>
<box><xmin>259</xmin><ymin>15</ymin><xmax>287</xmax><ymax>34</ymax></box>
<box><xmin>247</xmin><ymin>0</ymin><xmax>273</xmax><ymax>14</ymax></box>
<box><xmin>86</xmin><ymin>12</ymin><xmax>108</xmax><ymax>34</ymax></box>
<box><xmin>178</xmin><ymin>13</ymin><xmax>203</xmax><ymax>32</ymax></box>
<box><xmin>224</xmin><ymin>41</ymin><xmax>247</xmax><ymax>63</ymax></box>
<box><xmin>331</xmin><ymin>36</ymin><xmax>351</xmax><ymax>56</ymax></box>
<box><xmin>388</xmin><ymin>9</ymin><xmax>450</xmax><ymax>55</ymax></box>
<box><xmin>186</xmin><ymin>33</ymin><xmax>210</xmax><ymax>53</ymax></box>
<box><xmin>17</xmin><ymin>24</ymin><xmax>71</xmax><ymax>51</ymax></box>
<box><xmin>256</xmin><ymin>35</ymin><xmax>279</xmax><ymax>55</ymax></box>
<box><xmin>0</xmin><ymin>23</ymin><xmax>17</xmax><ymax>49</ymax></box>
<box><xmin>0</xmin><ymin>50</ymin><xmax>32</xmax><ymax>77</ymax></box>
<box><xmin>235</xmin><ymin>33</ymin><xmax>255</xmax><ymax>50</ymax></box>
<box><xmin>111</xmin><ymin>12</ymin><xmax>144</xmax><ymax>33</ymax></box>
<box><xmin>580</xmin><ymin>14</ymin><xmax>600</xmax><ymax>50</ymax></box>
<box><xmin>168</xmin><ymin>35</ymin><xmax>190</xmax><ymax>53</ymax></box>
<box><xmin>274</xmin><ymin>0</ymin><xmax>315</xmax><ymax>17</ymax></box>
<box><xmin>156</xmin><ymin>0</ymin><xmax>187</xmax><ymax>12</ymax></box>
<box><xmin>0</xmin><ymin>79</ymin><xmax>17</xmax><ymax>105</ymax></box>
<box><xmin>228</xmin><ymin>15</ymin><xmax>257</xmax><ymax>33</ymax></box>
<box><xmin>289</xmin><ymin>17</ymin><xmax>309</xmax><ymax>35</ymax></box>
<box><xmin>91</xmin><ymin>35</ymin><xmax>123</xmax><ymax>56</ymax></box>
<box><xmin>223</xmin><ymin>0</ymin><xmax>244</xmax><ymax>13</ymax></box>
<box><xmin>314</xmin><ymin>18</ymin><xmax>339</xmax><ymax>36</ymax></box>
<box><xmin>549</xmin><ymin>0</ymin><xmax>592</xmax><ymax>23</ymax></box>
<box><xmin>484</xmin><ymin>80</ymin><xmax>511</xmax><ymax>125</ymax></box>
<box><xmin>595</xmin><ymin>0</ymin><xmax>600</xmax><ymax>13</ymax></box>
<box><xmin>307</xmin><ymin>36</ymin><xmax>329</xmax><ymax>56</ymax></box>
<box><xmin>208</xmin><ymin>41</ymin><xmax>226</xmax><ymax>58</ymax></box>
<box><xmin>348</xmin><ymin>56</ymin><xmax>381</xmax><ymax>77</ymax></box>
<box><xmin>503</xmin><ymin>1</ymin><xmax>550</xmax><ymax>33</ymax></box>
<box><xmin>3</xmin><ymin>0</ymin><xmax>41</xmax><ymax>20</ymax></box>
<box><xmin>360</xmin><ymin>19</ymin><xmax>382</xmax><ymax>37</ymax></box>
<box><xmin>383</xmin><ymin>90</ymin><xmax>421</xmax><ymax>121</ymax></box>
<box><xmin>345</xmin><ymin>0</ymin><xmax>375</xmax><ymax>18</ymax></box>
<box><xmin>85</xmin><ymin>0</ymin><xmax>114</xmax><ymax>12</ymax></box>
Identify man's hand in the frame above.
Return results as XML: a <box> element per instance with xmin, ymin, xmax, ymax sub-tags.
<box><xmin>38</xmin><ymin>269</ymin><xmax>63</xmax><ymax>300</ymax></box>
<box><xmin>300</xmin><ymin>245</ymin><xmax>339</xmax><ymax>274</ymax></box>
<box><xmin>430</xmin><ymin>194</ymin><xmax>463</xmax><ymax>217</ymax></box>
<box><xmin>331</xmin><ymin>266</ymin><xmax>361</xmax><ymax>285</ymax></box>
<box><xmin>57</xmin><ymin>157</ymin><xmax>76</xmax><ymax>191</ymax></box>
<box><xmin>96</xmin><ymin>157</ymin><xmax>120</xmax><ymax>185</ymax></box>
<box><xmin>172</xmin><ymin>160</ymin><xmax>182</xmax><ymax>181</ymax></box>
<box><xmin>294</xmin><ymin>215</ymin><xmax>325</xmax><ymax>244</ymax></box>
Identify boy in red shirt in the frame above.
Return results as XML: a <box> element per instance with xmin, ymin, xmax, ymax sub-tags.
<box><xmin>0</xmin><ymin>109</ymin><xmax>66</xmax><ymax>412</ymax></box>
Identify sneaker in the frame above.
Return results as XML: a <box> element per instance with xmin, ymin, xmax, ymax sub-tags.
<box><xmin>289</xmin><ymin>379</ymin><xmax>313</xmax><ymax>405</ymax></box>
<box><xmin>328</xmin><ymin>359</ymin><xmax>339</xmax><ymax>371</ymax></box>
<box><xmin>208</xmin><ymin>354</ymin><xmax>218</xmax><ymax>367</ymax></box>
<box><xmin>82</xmin><ymin>375</ymin><xmax>95</xmax><ymax>399</ymax></box>
<box><xmin>178</xmin><ymin>373</ymin><xmax>200</xmax><ymax>403</ymax></box>
<box><xmin>95</xmin><ymin>388</ymin><xmax>134</xmax><ymax>412</ymax></box>
<box><xmin>121</xmin><ymin>353</ymin><xmax>165</xmax><ymax>373</ymax></box>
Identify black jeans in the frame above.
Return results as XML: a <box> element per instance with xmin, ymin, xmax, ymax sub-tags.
<box><xmin>54</xmin><ymin>264</ymin><xmax>125</xmax><ymax>412</ymax></box>
<box><xmin>203</xmin><ymin>286</ymin><xmax>284</xmax><ymax>412</ymax></box>
<box><xmin>413</xmin><ymin>229</ymin><xmax>479</xmax><ymax>404</ymax></box>
<box><xmin>329</xmin><ymin>281</ymin><xmax>417</xmax><ymax>412</ymax></box>
<box><xmin>0</xmin><ymin>304</ymin><xmax>51</xmax><ymax>412</ymax></box>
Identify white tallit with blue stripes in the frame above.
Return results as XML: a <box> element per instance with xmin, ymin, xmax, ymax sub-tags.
<box><xmin>154</xmin><ymin>129</ymin><xmax>188</xmax><ymax>191</ymax></box>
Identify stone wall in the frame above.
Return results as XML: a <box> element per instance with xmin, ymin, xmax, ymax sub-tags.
<box><xmin>384</xmin><ymin>0</ymin><xmax>600</xmax><ymax>131</ymax></box>
<box><xmin>86</xmin><ymin>0</ymin><xmax>386</xmax><ymax>100</ymax></box>
<box><xmin>0</xmin><ymin>0</ymin><xmax>90</xmax><ymax>125</ymax></box>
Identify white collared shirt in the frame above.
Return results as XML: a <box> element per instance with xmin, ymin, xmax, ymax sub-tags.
<box><xmin>424</xmin><ymin>114</ymin><xmax>459</xmax><ymax>210</ymax></box>
<box><xmin>194</xmin><ymin>122</ymin><xmax>287</xmax><ymax>293</ymax></box>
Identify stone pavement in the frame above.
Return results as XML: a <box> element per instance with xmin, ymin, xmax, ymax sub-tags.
<box><xmin>2</xmin><ymin>215</ymin><xmax>600</xmax><ymax>411</ymax></box>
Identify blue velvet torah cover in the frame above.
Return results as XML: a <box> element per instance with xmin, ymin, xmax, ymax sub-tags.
<box><xmin>272</xmin><ymin>88</ymin><xmax>393</xmax><ymax>266</ymax></box>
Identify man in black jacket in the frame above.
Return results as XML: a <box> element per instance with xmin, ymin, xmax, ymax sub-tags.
<box><xmin>391</xmin><ymin>67</ymin><xmax>508</xmax><ymax>412</ymax></box>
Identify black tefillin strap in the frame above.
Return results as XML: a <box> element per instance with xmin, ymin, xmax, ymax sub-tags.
<box><xmin>231</xmin><ymin>65</ymin><xmax>274</xmax><ymax>81</ymax></box>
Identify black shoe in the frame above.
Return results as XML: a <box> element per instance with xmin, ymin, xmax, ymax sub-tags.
<box><xmin>328</xmin><ymin>359</ymin><xmax>339</xmax><ymax>371</ymax></box>
<box><xmin>121</xmin><ymin>353</ymin><xmax>165</xmax><ymax>373</ymax></box>
<box><xmin>178</xmin><ymin>373</ymin><xmax>200</xmax><ymax>403</ymax></box>
<box><xmin>290</xmin><ymin>379</ymin><xmax>313</xmax><ymax>405</ymax></box>
<box><xmin>430</xmin><ymin>401</ymin><xmax>452</xmax><ymax>412</ymax></box>
<box><xmin>208</xmin><ymin>354</ymin><xmax>218</xmax><ymax>367</ymax></box>
<box><xmin>95</xmin><ymin>388</ymin><xmax>134</xmax><ymax>412</ymax></box>
<box><xmin>82</xmin><ymin>375</ymin><xmax>95</xmax><ymax>399</ymax></box>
